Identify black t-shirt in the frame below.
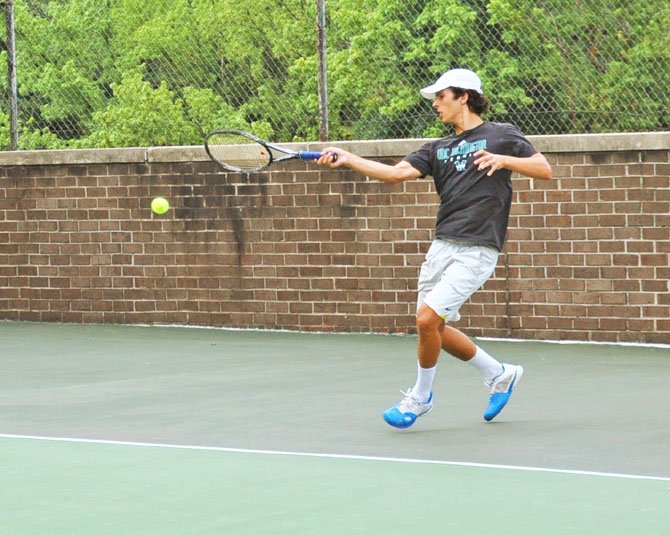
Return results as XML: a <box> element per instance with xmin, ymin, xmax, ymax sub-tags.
<box><xmin>404</xmin><ymin>122</ymin><xmax>538</xmax><ymax>251</ymax></box>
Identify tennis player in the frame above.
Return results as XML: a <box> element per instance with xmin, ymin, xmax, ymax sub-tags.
<box><xmin>317</xmin><ymin>68</ymin><xmax>552</xmax><ymax>428</ymax></box>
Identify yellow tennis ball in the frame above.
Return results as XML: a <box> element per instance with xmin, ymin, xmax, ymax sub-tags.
<box><xmin>151</xmin><ymin>196</ymin><xmax>170</xmax><ymax>215</ymax></box>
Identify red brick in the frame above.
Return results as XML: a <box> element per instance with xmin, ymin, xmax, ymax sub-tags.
<box><xmin>1</xmin><ymin>145</ymin><xmax>668</xmax><ymax>342</ymax></box>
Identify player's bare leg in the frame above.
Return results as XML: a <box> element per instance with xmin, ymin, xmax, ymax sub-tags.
<box><xmin>416</xmin><ymin>304</ymin><xmax>445</xmax><ymax>368</ymax></box>
<box><xmin>437</xmin><ymin>318</ymin><xmax>523</xmax><ymax>422</ymax></box>
<box><xmin>382</xmin><ymin>304</ymin><xmax>441</xmax><ymax>428</ymax></box>
<box><xmin>438</xmin><ymin>323</ymin><xmax>476</xmax><ymax>361</ymax></box>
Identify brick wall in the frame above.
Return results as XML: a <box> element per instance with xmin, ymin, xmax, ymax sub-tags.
<box><xmin>0</xmin><ymin>133</ymin><xmax>668</xmax><ymax>344</ymax></box>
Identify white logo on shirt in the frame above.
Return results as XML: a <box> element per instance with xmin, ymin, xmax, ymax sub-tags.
<box><xmin>437</xmin><ymin>139</ymin><xmax>487</xmax><ymax>173</ymax></box>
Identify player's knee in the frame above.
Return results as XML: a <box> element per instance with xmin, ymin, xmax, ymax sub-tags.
<box><xmin>416</xmin><ymin>306</ymin><xmax>442</xmax><ymax>334</ymax></box>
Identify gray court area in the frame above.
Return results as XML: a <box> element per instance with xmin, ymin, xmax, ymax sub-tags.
<box><xmin>1</xmin><ymin>321</ymin><xmax>668</xmax><ymax>533</ymax></box>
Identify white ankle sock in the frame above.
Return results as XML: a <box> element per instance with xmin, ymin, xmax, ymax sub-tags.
<box><xmin>412</xmin><ymin>362</ymin><xmax>436</xmax><ymax>402</ymax></box>
<box><xmin>468</xmin><ymin>346</ymin><xmax>504</xmax><ymax>382</ymax></box>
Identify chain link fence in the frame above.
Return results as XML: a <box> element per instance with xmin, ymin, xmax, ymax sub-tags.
<box><xmin>1</xmin><ymin>0</ymin><xmax>668</xmax><ymax>150</ymax></box>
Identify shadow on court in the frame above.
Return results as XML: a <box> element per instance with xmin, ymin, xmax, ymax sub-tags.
<box><xmin>1</xmin><ymin>321</ymin><xmax>668</xmax><ymax>533</ymax></box>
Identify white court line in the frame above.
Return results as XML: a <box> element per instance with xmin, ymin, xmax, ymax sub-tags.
<box><xmin>141</xmin><ymin>323</ymin><xmax>670</xmax><ymax>349</ymax></box>
<box><xmin>1</xmin><ymin>433</ymin><xmax>668</xmax><ymax>482</ymax></box>
<box><xmin>477</xmin><ymin>336</ymin><xmax>670</xmax><ymax>350</ymax></box>
<box><xmin>8</xmin><ymin>320</ymin><xmax>668</xmax><ymax>349</ymax></box>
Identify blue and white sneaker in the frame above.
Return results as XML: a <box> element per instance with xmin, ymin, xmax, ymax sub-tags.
<box><xmin>383</xmin><ymin>388</ymin><xmax>433</xmax><ymax>429</ymax></box>
<box><xmin>483</xmin><ymin>364</ymin><xmax>523</xmax><ymax>422</ymax></box>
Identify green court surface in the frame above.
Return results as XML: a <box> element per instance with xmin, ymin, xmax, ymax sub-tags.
<box><xmin>1</xmin><ymin>322</ymin><xmax>669</xmax><ymax>533</ymax></box>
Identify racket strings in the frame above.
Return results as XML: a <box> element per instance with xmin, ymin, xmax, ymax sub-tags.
<box><xmin>206</xmin><ymin>133</ymin><xmax>271</xmax><ymax>172</ymax></box>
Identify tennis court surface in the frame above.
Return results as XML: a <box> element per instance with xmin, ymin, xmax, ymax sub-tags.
<box><xmin>1</xmin><ymin>322</ymin><xmax>668</xmax><ymax>533</ymax></box>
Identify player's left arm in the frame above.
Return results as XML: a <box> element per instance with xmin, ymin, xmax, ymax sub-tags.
<box><xmin>473</xmin><ymin>150</ymin><xmax>552</xmax><ymax>180</ymax></box>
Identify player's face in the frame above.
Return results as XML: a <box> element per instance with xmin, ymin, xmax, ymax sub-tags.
<box><xmin>432</xmin><ymin>89</ymin><xmax>464</xmax><ymax>125</ymax></box>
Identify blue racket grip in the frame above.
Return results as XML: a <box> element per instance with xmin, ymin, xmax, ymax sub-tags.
<box><xmin>298</xmin><ymin>151</ymin><xmax>337</xmax><ymax>162</ymax></box>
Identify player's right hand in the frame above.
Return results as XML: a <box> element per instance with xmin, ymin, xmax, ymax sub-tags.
<box><xmin>317</xmin><ymin>147</ymin><xmax>346</xmax><ymax>168</ymax></box>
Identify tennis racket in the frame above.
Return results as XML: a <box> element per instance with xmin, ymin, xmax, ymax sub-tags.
<box><xmin>204</xmin><ymin>130</ymin><xmax>334</xmax><ymax>173</ymax></box>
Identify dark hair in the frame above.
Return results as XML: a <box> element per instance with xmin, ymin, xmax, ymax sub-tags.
<box><xmin>450</xmin><ymin>88</ymin><xmax>490</xmax><ymax>115</ymax></box>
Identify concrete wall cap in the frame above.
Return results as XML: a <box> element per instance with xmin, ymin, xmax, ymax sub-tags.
<box><xmin>0</xmin><ymin>132</ymin><xmax>667</xmax><ymax>166</ymax></box>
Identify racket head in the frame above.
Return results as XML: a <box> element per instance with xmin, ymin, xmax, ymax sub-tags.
<box><xmin>205</xmin><ymin>130</ymin><xmax>272</xmax><ymax>172</ymax></box>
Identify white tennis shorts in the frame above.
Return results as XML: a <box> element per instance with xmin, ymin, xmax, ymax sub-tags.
<box><xmin>417</xmin><ymin>239</ymin><xmax>499</xmax><ymax>322</ymax></box>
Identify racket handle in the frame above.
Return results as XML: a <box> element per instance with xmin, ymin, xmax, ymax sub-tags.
<box><xmin>298</xmin><ymin>151</ymin><xmax>338</xmax><ymax>162</ymax></box>
<box><xmin>298</xmin><ymin>151</ymin><xmax>324</xmax><ymax>160</ymax></box>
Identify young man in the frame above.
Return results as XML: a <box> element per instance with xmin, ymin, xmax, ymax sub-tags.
<box><xmin>317</xmin><ymin>68</ymin><xmax>552</xmax><ymax>428</ymax></box>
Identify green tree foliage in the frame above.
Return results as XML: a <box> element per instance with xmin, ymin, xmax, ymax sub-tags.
<box><xmin>0</xmin><ymin>0</ymin><xmax>667</xmax><ymax>149</ymax></box>
<box><xmin>486</xmin><ymin>0</ymin><xmax>670</xmax><ymax>132</ymax></box>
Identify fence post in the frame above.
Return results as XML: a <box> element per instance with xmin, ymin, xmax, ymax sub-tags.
<box><xmin>316</xmin><ymin>0</ymin><xmax>329</xmax><ymax>142</ymax></box>
<box><xmin>4</xmin><ymin>0</ymin><xmax>18</xmax><ymax>150</ymax></box>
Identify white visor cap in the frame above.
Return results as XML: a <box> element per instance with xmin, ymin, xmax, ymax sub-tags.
<box><xmin>420</xmin><ymin>68</ymin><xmax>483</xmax><ymax>99</ymax></box>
